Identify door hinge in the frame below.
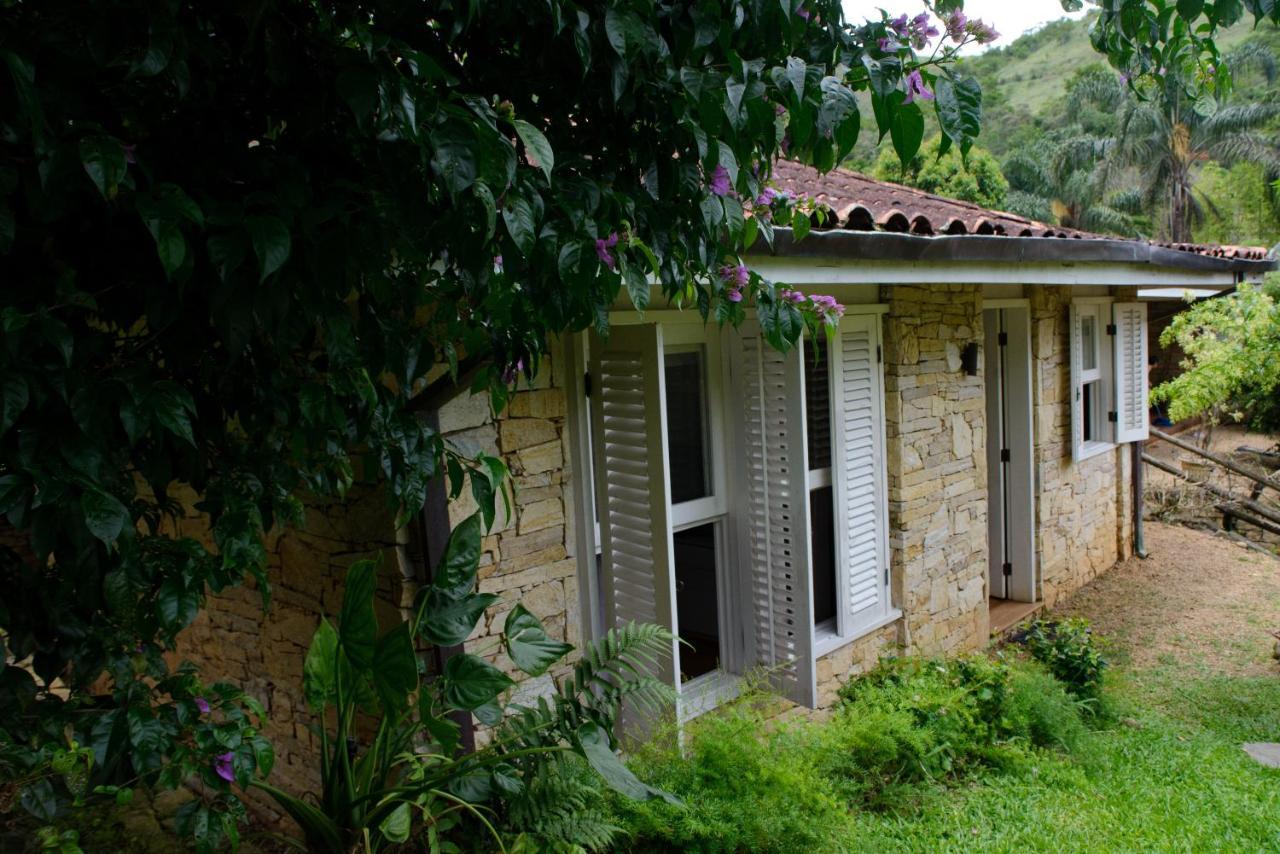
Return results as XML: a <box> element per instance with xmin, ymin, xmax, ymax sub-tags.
<box><xmin>583</xmin><ymin>372</ymin><xmax>592</xmax><ymax>397</ymax></box>
<box><xmin>876</xmin><ymin>344</ymin><xmax>882</xmax><ymax>364</ymax></box>
<box><xmin>884</xmin><ymin>567</ymin><xmax>890</xmax><ymax>585</ymax></box>
<box><xmin>1106</xmin><ymin>323</ymin><xmax>1117</xmax><ymax>336</ymax></box>
<box><xmin>1000</xmin><ymin>448</ymin><xmax>1011</xmax><ymax>463</ymax></box>
<box><xmin>1108</xmin><ymin>410</ymin><xmax>1117</xmax><ymax>423</ymax></box>
<box><xmin>1002</xmin><ymin>562</ymin><xmax>1013</xmax><ymax>577</ymax></box>
<box><xmin>997</xmin><ymin>331</ymin><xmax>1008</xmax><ymax>347</ymax></box>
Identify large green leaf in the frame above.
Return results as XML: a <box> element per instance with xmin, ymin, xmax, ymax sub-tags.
<box><xmin>504</xmin><ymin>604</ymin><xmax>573</xmax><ymax>677</ymax></box>
<box><xmin>442</xmin><ymin>653</ymin><xmax>513</xmax><ymax>711</ymax></box>
<box><xmin>81</xmin><ymin>488</ymin><xmax>129</xmax><ymax>543</ymax></box>
<box><xmin>1</xmin><ymin>376</ymin><xmax>28</xmax><ymax>435</ymax></box>
<box><xmin>371</xmin><ymin>621</ymin><xmax>417</xmax><ymax>714</ymax></box>
<box><xmin>338</xmin><ymin>560</ymin><xmax>378</xmax><ymax>670</ymax></box>
<box><xmin>577</xmin><ymin>722</ymin><xmax>677</xmax><ymax>803</ymax></box>
<box><xmin>379</xmin><ymin>802</ymin><xmax>412</xmax><ymax>844</ymax></box>
<box><xmin>933</xmin><ymin>76</ymin><xmax>982</xmax><ymax>158</ymax></box>
<box><xmin>246</xmin><ymin>215</ymin><xmax>291</xmax><ymax>282</ymax></box>
<box><xmin>303</xmin><ymin>618</ymin><xmax>339</xmax><ymax>710</ymax></box>
<box><xmin>78</xmin><ymin>135</ymin><xmax>127</xmax><ymax>199</ymax></box>
<box><xmin>430</xmin><ymin>513</ymin><xmax>482</xmax><ymax>600</ymax></box>
<box><xmin>418</xmin><ymin>588</ymin><xmax>500</xmax><ymax>647</ymax></box>
<box><xmin>514</xmin><ymin>119</ymin><xmax>554</xmax><ymax>182</ymax></box>
<box><xmin>889</xmin><ymin>98</ymin><xmax>925</xmax><ymax>169</ymax></box>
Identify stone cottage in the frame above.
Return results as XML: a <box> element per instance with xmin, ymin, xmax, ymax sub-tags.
<box><xmin>176</xmin><ymin>162</ymin><xmax>1275</xmax><ymax>799</ymax></box>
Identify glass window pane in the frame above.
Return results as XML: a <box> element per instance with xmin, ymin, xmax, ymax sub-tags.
<box><xmin>665</xmin><ymin>350</ymin><xmax>711</xmax><ymax>503</ymax></box>
<box><xmin>673</xmin><ymin>523</ymin><xmax>720</xmax><ymax>682</ymax></box>
<box><xmin>804</xmin><ymin>338</ymin><xmax>832</xmax><ymax>471</ymax></box>
<box><xmin>810</xmin><ymin>485</ymin><xmax>838</xmax><ymax>626</ymax></box>
<box><xmin>1083</xmin><ymin>380</ymin><xmax>1096</xmax><ymax>442</ymax></box>
<box><xmin>1081</xmin><ymin>314</ymin><xmax>1097</xmax><ymax>372</ymax></box>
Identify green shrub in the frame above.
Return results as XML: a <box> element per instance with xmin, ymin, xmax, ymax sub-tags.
<box><xmin>1017</xmin><ymin>618</ymin><xmax>1108</xmax><ymax>701</ymax></box>
<box><xmin>611</xmin><ymin>707</ymin><xmax>851</xmax><ymax>853</ymax></box>
<box><xmin>1003</xmin><ymin>663</ymin><xmax>1089</xmax><ymax>752</ymax></box>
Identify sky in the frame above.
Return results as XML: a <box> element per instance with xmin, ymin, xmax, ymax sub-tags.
<box><xmin>841</xmin><ymin>0</ymin><xmax>1088</xmax><ymax>54</ymax></box>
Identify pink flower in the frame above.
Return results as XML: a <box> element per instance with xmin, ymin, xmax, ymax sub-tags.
<box><xmin>194</xmin><ymin>697</ymin><xmax>210</xmax><ymax>715</ymax></box>
<box><xmin>501</xmin><ymin>358</ymin><xmax>525</xmax><ymax>385</ymax></box>
<box><xmin>214</xmin><ymin>752</ymin><xmax>234</xmax><ymax>783</ymax></box>
<box><xmin>878</xmin><ymin>36</ymin><xmax>897</xmax><ymax>52</ymax></box>
<box><xmin>796</xmin><ymin>4</ymin><xmax>810</xmax><ymax>20</ymax></box>
<box><xmin>719</xmin><ymin>264</ymin><xmax>750</xmax><ymax>289</ymax></box>
<box><xmin>945</xmin><ymin>10</ymin><xmax>967</xmax><ymax>43</ymax></box>
<box><xmin>909</xmin><ymin>12</ymin><xmax>939</xmax><ymax>49</ymax></box>
<box><xmin>903</xmin><ymin>69</ymin><xmax>933</xmax><ymax>104</ymax></box>
<box><xmin>726</xmin><ymin>288</ymin><xmax>743</xmax><ymax>303</ymax></box>
<box><xmin>965</xmin><ymin>19</ymin><xmax>1000</xmax><ymax>45</ymax></box>
<box><xmin>888</xmin><ymin>14</ymin><xmax>909</xmax><ymax>37</ymax></box>
<box><xmin>810</xmin><ymin>294</ymin><xmax>846</xmax><ymax>317</ymax></box>
<box><xmin>779</xmin><ymin>288</ymin><xmax>807</xmax><ymax>305</ymax></box>
<box><xmin>755</xmin><ymin>187</ymin><xmax>777</xmax><ymax>206</ymax></box>
<box><xmin>493</xmin><ymin>255</ymin><xmax>504</xmax><ymax>273</ymax></box>
<box><xmin>708</xmin><ymin>164</ymin><xmax>731</xmax><ymax>197</ymax></box>
<box><xmin>594</xmin><ymin>232</ymin><xmax>619</xmax><ymax>270</ymax></box>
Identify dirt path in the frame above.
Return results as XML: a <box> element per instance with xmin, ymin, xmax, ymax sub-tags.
<box><xmin>1053</xmin><ymin>521</ymin><xmax>1280</xmax><ymax>677</ymax></box>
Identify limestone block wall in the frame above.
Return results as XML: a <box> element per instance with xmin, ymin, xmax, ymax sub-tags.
<box><xmin>437</xmin><ymin>349</ymin><xmax>580</xmax><ymax>728</ymax></box>
<box><xmin>880</xmin><ymin>284</ymin><xmax>990</xmax><ymax>656</ymax></box>
<box><xmin>171</xmin><ymin>486</ymin><xmax>403</xmax><ymax>819</ymax></box>
<box><xmin>1028</xmin><ymin>286</ymin><xmax>1134</xmax><ymax>606</ymax></box>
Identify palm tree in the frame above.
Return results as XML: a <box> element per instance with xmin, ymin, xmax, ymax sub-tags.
<box><xmin>1002</xmin><ymin>129</ymin><xmax>1144</xmax><ymax>236</ymax></box>
<box><xmin>1100</xmin><ymin>42</ymin><xmax>1280</xmax><ymax>242</ymax></box>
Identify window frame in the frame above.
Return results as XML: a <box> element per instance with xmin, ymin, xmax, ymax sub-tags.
<box><xmin>1071</xmin><ymin>298</ymin><xmax>1117</xmax><ymax>462</ymax></box>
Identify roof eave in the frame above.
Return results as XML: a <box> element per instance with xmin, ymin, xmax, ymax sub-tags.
<box><xmin>758</xmin><ymin>227</ymin><xmax>1278</xmax><ymax>276</ymax></box>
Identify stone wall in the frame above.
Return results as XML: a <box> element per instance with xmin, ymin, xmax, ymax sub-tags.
<box><xmin>171</xmin><ymin>485</ymin><xmax>404</xmax><ymax>822</ymax></box>
<box><xmin>880</xmin><ymin>284</ymin><xmax>990</xmax><ymax>654</ymax></box>
<box><xmin>437</xmin><ymin>346</ymin><xmax>581</xmax><ymax>730</ymax></box>
<box><xmin>1028</xmin><ymin>286</ymin><xmax>1135</xmax><ymax>606</ymax></box>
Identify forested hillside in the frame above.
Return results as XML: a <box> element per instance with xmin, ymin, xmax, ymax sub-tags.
<box><xmin>849</xmin><ymin>12</ymin><xmax>1280</xmax><ymax>247</ymax></box>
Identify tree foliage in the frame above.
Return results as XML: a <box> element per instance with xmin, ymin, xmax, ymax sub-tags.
<box><xmin>0</xmin><ymin>0</ymin><xmax>990</xmax><ymax>843</ymax></box>
<box><xmin>871</xmin><ymin>137</ymin><xmax>1010</xmax><ymax>210</ymax></box>
<box><xmin>1152</xmin><ymin>283</ymin><xmax>1280</xmax><ymax>426</ymax></box>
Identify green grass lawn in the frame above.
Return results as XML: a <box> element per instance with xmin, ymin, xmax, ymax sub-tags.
<box><xmin>851</xmin><ymin>668</ymin><xmax>1280</xmax><ymax>851</ymax></box>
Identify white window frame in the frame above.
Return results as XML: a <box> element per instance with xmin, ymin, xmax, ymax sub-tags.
<box><xmin>570</xmin><ymin>304</ymin><xmax>896</xmax><ymax>715</ymax></box>
<box><xmin>1071</xmin><ymin>298</ymin><xmax>1116</xmax><ymax>462</ymax></box>
<box><xmin>807</xmin><ymin>309</ymin><xmax>898</xmax><ymax>659</ymax></box>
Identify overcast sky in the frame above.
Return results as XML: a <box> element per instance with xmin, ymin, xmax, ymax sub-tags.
<box><xmin>841</xmin><ymin>0</ymin><xmax>1088</xmax><ymax>54</ymax></box>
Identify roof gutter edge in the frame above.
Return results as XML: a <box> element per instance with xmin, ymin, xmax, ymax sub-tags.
<box><xmin>757</xmin><ymin>228</ymin><xmax>1277</xmax><ymax>275</ymax></box>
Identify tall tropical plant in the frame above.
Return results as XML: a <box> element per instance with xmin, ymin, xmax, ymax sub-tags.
<box><xmin>1102</xmin><ymin>42</ymin><xmax>1280</xmax><ymax>242</ymax></box>
<box><xmin>255</xmin><ymin>513</ymin><xmax>676</xmax><ymax>853</ymax></box>
<box><xmin>1002</xmin><ymin>129</ymin><xmax>1143</xmax><ymax>235</ymax></box>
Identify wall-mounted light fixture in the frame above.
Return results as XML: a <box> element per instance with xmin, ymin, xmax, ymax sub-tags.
<box><xmin>961</xmin><ymin>342</ymin><xmax>980</xmax><ymax>376</ymax></box>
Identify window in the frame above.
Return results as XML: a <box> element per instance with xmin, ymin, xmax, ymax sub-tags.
<box><xmin>1070</xmin><ymin>299</ymin><xmax>1149</xmax><ymax>462</ymax></box>
<box><xmin>581</xmin><ymin>309</ymin><xmax>892</xmax><ymax>718</ymax></box>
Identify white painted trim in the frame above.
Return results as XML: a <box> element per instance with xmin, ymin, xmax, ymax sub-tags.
<box><xmin>814</xmin><ymin>608</ymin><xmax>903</xmax><ymax>659</ymax></box>
<box><xmin>679</xmin><ymin>670</ymin><xmax>742</xmax><ymax>721</ymax></box>
<box><xmin>983</xmin><ymin>298</ymin><xmax>1031</xmax><ymax>309</ymax></box>
<box><xmin>561</xmin><ymin>334</ymin><xmax>604</xmax><ymax>643</ymax></box>
<box><xmin>746</xmin><ymin>257</ymin><xmax>1237</xmax><ymax>287</ymax></box>
<box><xmin>1077</xmin><ymin>439</ymin><xmax>1116</xmax><ymax>462</ymax></box>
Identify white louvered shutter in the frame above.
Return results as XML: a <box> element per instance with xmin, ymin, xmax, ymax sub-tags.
<box><xmin>1112</xmin><ymin>302</ymin><xmax>1149</xmax><ymax>443</ymax></box>
<box><xmin>1069</xmin><ymin>301</ymin><xmax>1085</xmax><ymax>462</ymax></box>
<box><xmin>729</xmin><ymin>323</ymin><xmax>817</xmax><ymax>708</ymax></box>
<box><xmin>831</xmin><ymin>314</ymin><xmax>889</xmax><ymax>630</ymax></box>
<box><xmin>588</xmin><ymin>325</ymin><xmax>680</xmax><ymax>719</ymax></box>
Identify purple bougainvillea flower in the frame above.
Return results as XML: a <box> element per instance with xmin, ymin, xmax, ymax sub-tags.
<box><xmin>708</xmin><ymin>164</ymin><xmax>731</xmax><ymax>197</ymax></box>
<box><xmin>903</xmin><ymin>69</ymin><xmax>934</xmax><ymax>104</ymax></box>
<box><xmin>878</xmin><ymin>36</ymin><xmax>896</xmax><ymax>52</ymax></box>
<box><xmin>501</xmin><ymin>358</ymin><xmax>525</xmax><ymax>385</ymax></box>
<box><xmin>779</xmin><ymin>288</ymin><xmax>807</xmax><ymax>305</ymax></box>
<box><xmin>946</xmin><ymin>10</ymin><xmax>967</xmax><ymax>43</ymax></box>
<box><xmin>755</xmin><ymin>186</ymin><xmax>777</xmax><ymax>207</ymax></box>
<box><xmin>719</xmin><ymin>263</ymin><xmax>750</xmax><ymax>289</ymax></box>
<box><xmin>965</xmin><ymin>19</ymin><xmax>1000</xmax><ymax>45</ymax></box>
<box><xmin>194</xmin><ymin>697</ymin><xmax>210</xmax><ymax>715</ymax></box>
<box><xmin>214</xmin><ymin>752</ymin><xmax>234</xmax><ymax>783</ymax></box>
<box><xmin>795</xmin><ymin>4</ymin><xmax>810</xmax><ymax>20</ymax></box>
<box><xmin>594</xmin><ymin>232</ymin><xmax>619</xmax><ymax>270</ymax></box>
<box><xmin>909</xmin><ymin>12</ymin><xmax>939</xmax><ymax>49</ymax></box>
<box><xmin>888</xmin><ymin>13</ymin><xmax>909</xmax><ymax>37</ymax></box>
<box><xmin>493</xmin><ymin>255</ymin><xmax>504</xmax><ymax>273</ymax></box>
<box><xmin>726</xmin><ymin>287</ymin><xmax>743</xmax><ymax>303</ymax></box>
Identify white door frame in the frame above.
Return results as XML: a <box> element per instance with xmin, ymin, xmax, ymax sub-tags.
<box><xmin>984</xmin><ymin>303</ymin><xmax>1037</xmax><ymax>602</ymax></box>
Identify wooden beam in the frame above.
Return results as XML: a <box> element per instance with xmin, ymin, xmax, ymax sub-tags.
<box><xmin>1215</xmin><ymin>504</ymin><xmax>1280</xmax><ymax>538</ymax></box>
<box><xmin>1149</xmin><ymin>427</ymin><xmax>1280</xmax><ymax>495</ymax></box>
<box><xmin>1142</xmin><ymin>453</ymin><xmax>1280</xmax><ymax>528</ymax></box>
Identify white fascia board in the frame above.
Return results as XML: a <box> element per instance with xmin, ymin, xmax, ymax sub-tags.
<box><xmin>745</xmin><ymin>256</ymin><xmax>1239</xmax><ymax>288</ymax></box>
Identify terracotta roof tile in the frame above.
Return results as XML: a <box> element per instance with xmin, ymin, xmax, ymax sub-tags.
<box><xmin>769</xmin><ymin>160</ymin><xmax>1273</xmax><ymax>263</ymax></box>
